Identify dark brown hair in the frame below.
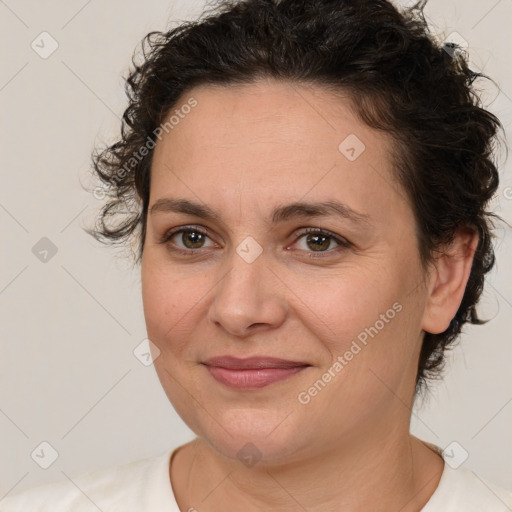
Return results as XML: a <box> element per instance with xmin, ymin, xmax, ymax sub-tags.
<box><xmin>87</xmin><ymin>0</ymin><xmax>503</xmax><ymax>391</ymax></box>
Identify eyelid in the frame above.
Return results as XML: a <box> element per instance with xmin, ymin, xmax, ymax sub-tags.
<box><xmin>159</xmin><ymin>224</ymin><xmax>351</xmax><ymax>256</ymax></box>
<box><xmin>290</xmin><ymin>227</ymin><xmax>352</xmax><ymax>255</ymax></box>
<box><xmin>159</xmin><ymin>225</ymin><xmax>216</xmax><ymax>248</ymax></box>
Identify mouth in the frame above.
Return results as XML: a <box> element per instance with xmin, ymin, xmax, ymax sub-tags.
<box><xmin>201</xmin><ymin>356</ymin><xmax>311</xmax><ymax>389</ymax></box>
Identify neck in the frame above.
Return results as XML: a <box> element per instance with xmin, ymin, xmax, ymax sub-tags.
<box><xmin>171</xmin><ymin>426</ymin><xmax>444</xmax><ymax>511</ymax></box>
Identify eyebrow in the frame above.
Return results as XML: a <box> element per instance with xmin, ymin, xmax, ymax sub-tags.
<box><xmin>149</xmin><ymin>198</ymin><xmax>372</xmax><ymax>227</ymax></box>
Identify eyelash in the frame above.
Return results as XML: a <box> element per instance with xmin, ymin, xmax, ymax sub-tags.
<box><xmin>158</xmin><ymin>225</ymin><xmax>351</xmax><ymax>258</ymax></box>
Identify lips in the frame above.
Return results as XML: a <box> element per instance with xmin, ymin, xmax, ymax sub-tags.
<box><xmin>202</xmin><ymin>356</ymin><xmax>310</xmax><ymax>389</ymax></box>
<box><xmin>203</xmin><ymin>356</ymin><xmax>309</xmax><ymax>369</ymax></box>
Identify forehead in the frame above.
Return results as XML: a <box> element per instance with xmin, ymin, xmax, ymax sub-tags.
<box><xmin>150</xmin><ymin>79</ymin><xmax>405</xmax><ymax>224</ymax></box>
<box><xmin>158</xmin><ymin>79</ymin><xmax>389</xmax><ymax>149</ymax></box>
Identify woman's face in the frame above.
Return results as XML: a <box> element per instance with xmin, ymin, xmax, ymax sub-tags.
<box><xmin>141</xmin><ymin>79</ymin><xmax>434</xmax><ymax>464</ymax></box>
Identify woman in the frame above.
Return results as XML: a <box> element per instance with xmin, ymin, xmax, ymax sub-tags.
<box><xmin>2</xmin><ymin>0</ymin><xmax>510</xmax><ymax>510</ymax></box>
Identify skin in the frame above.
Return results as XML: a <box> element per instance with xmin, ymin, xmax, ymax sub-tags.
<box><xmin>141</xmin><ymin>78</ymin><xmax>478</xmax><ymax>511</ymax></box>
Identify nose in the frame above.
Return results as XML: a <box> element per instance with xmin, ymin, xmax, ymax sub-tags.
<box><xmin>207</xmin><ymin>247</ymin><xmax>288</xmax><ymax>338</ymax></box>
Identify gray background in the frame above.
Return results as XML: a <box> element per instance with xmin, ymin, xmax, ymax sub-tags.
<box><xmin>1</xmin><ymin>0</ymin><xmax>511</xmax><ymax>497</ymax></box>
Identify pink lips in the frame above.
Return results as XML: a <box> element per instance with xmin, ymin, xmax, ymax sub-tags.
<box><xmin>202</xmin><ymin>356</ymin><xmax>310</xmax><ymax>389</ymax></box>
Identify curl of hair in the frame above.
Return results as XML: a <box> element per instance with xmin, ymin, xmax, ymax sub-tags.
<box><xmin>86</xmin><ymin>0</ymin><xmax>504</xmax><ymax>390</ymax></box>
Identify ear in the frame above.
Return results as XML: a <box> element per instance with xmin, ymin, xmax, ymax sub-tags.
<box><xmin>422</xmin><ymin>228</ymin><xmax>479</xmax><ymax>334</ymax></box>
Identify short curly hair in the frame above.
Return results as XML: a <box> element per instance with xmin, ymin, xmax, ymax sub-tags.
<box><xmin>87</xmin><ymin>0</ymin><xmax>503</xmax><ymax>391</ymax></box>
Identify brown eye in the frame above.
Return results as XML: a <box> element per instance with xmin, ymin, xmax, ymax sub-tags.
<box><xmin>179</xmin><ymin>230</ymin><xmax>206</xmax><ymax>249</ymax></box>
<box><xmin>292</xmin><ymin>228</ymin><xmax>351</xmax><ymax>257</ymax></box>
<box><xmin>295</xmin><ymin>231</ymin><xmax>341</xmax><ymax>253</ymax></box>
<box><xmin>160</xmin><ymin>226</ymin><xmax>216</xmax><ymax>252</ymax></box>
<box><xmin>304</xmin><ymin>233</ymin><xmax>332</xmax><ymax>252</ymax></box>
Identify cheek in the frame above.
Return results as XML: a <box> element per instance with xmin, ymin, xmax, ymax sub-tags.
<box><xmin>141</xmin><ymin>258</ymin><xmax>213</xmax><ymax>354</ymax></box>
<box><xmin>141</xmin><ymin>263</ymin><xmax>181</xmax><ymax>346</ymax></box>
<box><xmin>302</xmin><ymin>260</ymin><xmax>423</xmax><ymax>382</ymax></box>
<box><xmin>297</xmin><ymin>264</ymin><xmax>400</xmax><ymax>346</ymax></box>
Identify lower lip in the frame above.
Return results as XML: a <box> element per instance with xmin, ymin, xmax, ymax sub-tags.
<box><xmin>204</xmin><ymin>365</ymin><xmax>308</xmax><ymax>389</ymax></box>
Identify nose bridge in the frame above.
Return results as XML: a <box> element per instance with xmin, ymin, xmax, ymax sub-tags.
<box><xmin>218</xmin><ymin>239</ymin><xmax>269</xmax><ymax>311</ymax></box>
<box><xmin>226</xmin><ymin>250</ymin><xmax>263</xmax><ymax>298</ymax></box>
<box><xmin>208</xmin><ymin>237</ymin><xmax>287</xmax><ymax>335</ymax></box>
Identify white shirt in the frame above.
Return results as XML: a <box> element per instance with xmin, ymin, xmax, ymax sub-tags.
<box><xmin>1</xmin><ymin>446</ymin><xmax>511</xmax><ymax>511</ymax></box>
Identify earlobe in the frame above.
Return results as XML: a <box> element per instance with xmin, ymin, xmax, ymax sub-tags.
<box><xmin>421</xmin><ymin>229</ymin><xmax>479</xmax><ymax>334</ymax></box>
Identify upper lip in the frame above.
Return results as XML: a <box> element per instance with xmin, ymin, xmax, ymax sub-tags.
<box><xmin>202</xmin><ymin>356</ymin><xmax>310</xmax><ymax>370</ymax></box>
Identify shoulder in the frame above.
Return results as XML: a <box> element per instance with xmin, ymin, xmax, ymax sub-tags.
<box><xmin>0</xmin><ymin>449</ymin><xmax>177</xmax><ymax>512</ymax></box>
<box><xmin>423</xmin><ymin>464</ymin><xmax>512</xmax><ymax>511</ymax></box>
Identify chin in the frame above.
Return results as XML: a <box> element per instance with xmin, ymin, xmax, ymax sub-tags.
<box><xmin>186</xmin><ymin>406</ymin><xmax>313</xmax><ymax>467</ymax></box>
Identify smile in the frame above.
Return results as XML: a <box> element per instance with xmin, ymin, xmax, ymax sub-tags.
<box><xmin>202</xmin><ymin>356</ymin><xmax>311</xmax><ymax>389</ymax></box>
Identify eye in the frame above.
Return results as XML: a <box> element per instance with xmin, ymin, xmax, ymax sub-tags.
<box><xmin>159</xmin><ymin>225</ymin><xmax>351</xmax><ymax>257</ymax></box>
<box><xmin>159</xmin><ymin>226</ymin><xmax>217</xmax><ymax>253</ymax></box>
<box><xmin>292</xmin><ymin>228</ymin><xmax>351</xmax><ymax>256</ymax></box>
